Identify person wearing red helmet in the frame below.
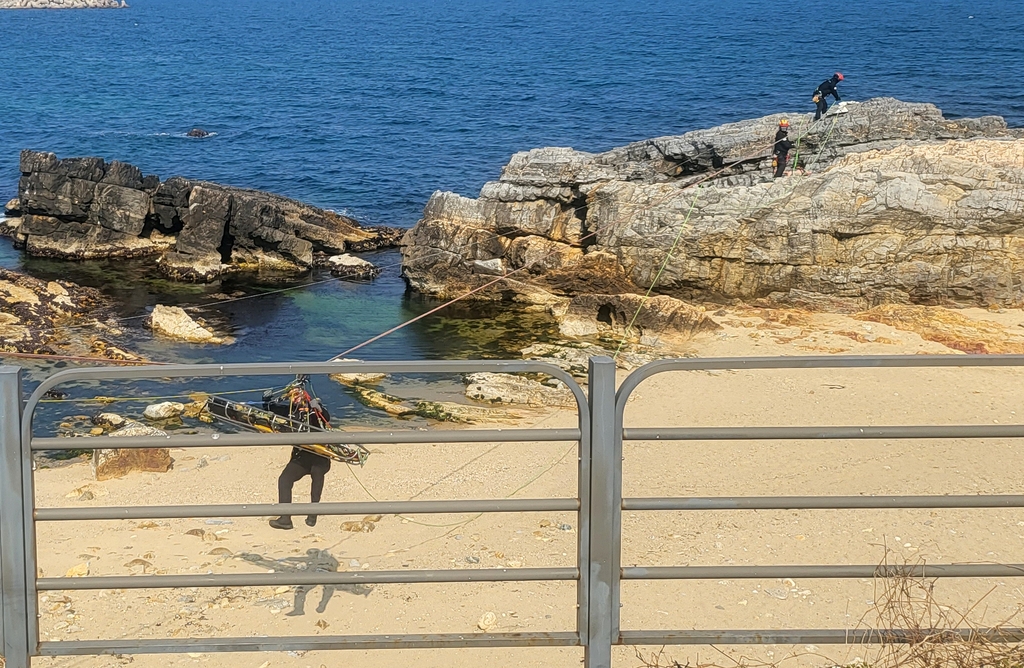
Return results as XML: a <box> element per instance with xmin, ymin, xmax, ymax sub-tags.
<box><xmin>813</xmin><ymin>72</ymin><xmax>844</xmax><ymax>121</ymax></box>
<box><xmin>772</xmin><ymin>119</ymin><xmax>793</xmax><ymax>178</ymax></box>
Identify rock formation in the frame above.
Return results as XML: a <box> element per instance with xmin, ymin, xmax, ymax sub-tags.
<box><xmin>0</xmin><ymin>267</ymin><xmax>139</xmax><ymax>359</ymax></box>
<box><xmin>402</xmin><ymin>99</ymin><xmax>1024</xmax><ymax>321</ymax></box>
<box><xmin>8</xmin><ymin>150</ymin><xmax>400</xmax><ymax>281</ymax></box>
<box><xmin>147</xmin><ymin>304</ymin><xmax>228</xmax><ymax>344</ymax></box>
<box><xmin>94</xmin><ymin>421</ymin><xmax>172</xmax><ymax>481</ymax></box>
<box><xmin>327</xmin><ymin>253</ymin><xmax>382</xmax><ymax>280</ymax></box>
<box><xmin>464</xmin><ymin>372</ymin><xmax>577</xmax><ymax>408</ymax></box>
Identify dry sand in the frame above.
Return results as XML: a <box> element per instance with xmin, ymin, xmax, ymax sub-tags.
<box><xmin>25</xmin><ymin>305</ymin><xmax>1024</xmax><ymax>668</ymax></box>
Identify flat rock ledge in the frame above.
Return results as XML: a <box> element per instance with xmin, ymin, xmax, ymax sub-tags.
<box><xmin>464</xmin><ymin>372</ymin><xmax>577</xmax><ymax>409</ymax></box>
<box><xmin>147</xmin><ymin>304</ymin><xmax>229</xmax><ymax>344</ymax></box>
<box><xmin>8</xmin><ymin>150</ymin><xmax>400</xmax><ymax>281</ymax></box>
<box><xmin>328</xmin><ymin>253</ymin><xmax>382</xmax><ymax>280</ymax></box>
<box><xmin>401</xmin><ymin>98</ymin><xmax>1024</xmax><ymax>317</ymax></box>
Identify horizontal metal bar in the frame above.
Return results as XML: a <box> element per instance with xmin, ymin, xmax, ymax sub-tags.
<box><xmin>39</xmin><ymin>631</ymin><xmax>582</xmax><ymax>655</ymax></box>
<box><xmin>618</xmin><ymin>628</ymin><xmax>1024</xmax><ymax>646</ymax></box>
<box><xmin>623</xmin><ymin>495</ymin><xmax>1024</xmax><ymax>511</ymax></box>
<box><xmin>623</xmin><ymin>564</ymin><xmax>1024</xmax><ymax>580</ymax></box>
<box><xmin>37</xmin><ymin>498</ymin><xmax>580</xmax><ymax>521</ymax></box>
<box><xmin>630</xmin><ymin>354</ymin><xmax>1024</xmax><ymax>374</ymax></box>
<box><xmin>32</xmin><ymin>428</ymin><xmax>581</xmax><ymax>451</ymax></box>
<box><xmin>38</xmin><ymin>567</ymin><xmax>579</xmax><ymax>591</ymax></box>
<box><xmin>615</xmin><ymin>355</ymin><xmax>1024</xmax><ymax>417</ymax></box>
<box><xmin>623</xmin><ymin>425</ymin><xmax>1024</xmax><ymax>442</ymax></box>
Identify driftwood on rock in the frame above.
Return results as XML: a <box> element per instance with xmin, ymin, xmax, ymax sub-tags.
<box><xmin>401</xmin><ymin>98</ymin><xmax>1024</xmax><ymax>317</ymax></box>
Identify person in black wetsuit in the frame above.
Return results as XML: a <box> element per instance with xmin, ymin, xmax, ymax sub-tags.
<box><xmin>772</xmin><ymin>119</ymin><xmax>793</xmax><ymax>178</ymax></box>
<box><xmin>266</xmin><ymin>381</ymin><xmax>333</xmax><ymax>530</ymax></box>
<box><xmin>813</xmin><ymin>72</ymin><xmax>844</xmax><ymax>121</ymax></box>
<box><xmin>270</xmin><ymin>446</ymin><xmax>332</xmax><ymax>530</ymax></box>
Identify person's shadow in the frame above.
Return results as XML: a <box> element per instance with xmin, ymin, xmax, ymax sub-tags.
<box><xmin>238</xmin><ymin>548</ymin><xmax>372</xmax><ymax>616</ymax></box>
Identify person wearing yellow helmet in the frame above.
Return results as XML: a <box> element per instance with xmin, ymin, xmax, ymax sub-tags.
<box><xmin>773</xmin><ymin>118</ymin><xmax>793</xmax><ymax>178</ymax></box>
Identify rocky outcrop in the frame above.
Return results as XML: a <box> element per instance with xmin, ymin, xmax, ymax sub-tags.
<box><xmin>147</xmin><ymin>304</ymin><xmax>228</xmax><ymax>344</ymax></box>
<box><xmin>402</xmin><ymin>98</ymin><xmax>1024</xmax><ymax>310</ymax></box>
<box><xmin>0</xmin><ymin>267</ymin><xmax>140</xmax><ymax>359</ymax></box>
<box><xmin>0</xmin><ymin>0</ymin><xmax>125</xmax><ymax>7</ymax></box>
<box><xmin>327</xmin><ymin>253</ymin><xmax>382</xmax><ymax>280</ymax></box>
<box><xmin>10</xmin><ymin>150</ymin><xmax>400</xmax><ymax>281</ymax></box>
<box><xmin>552</xmin><ymin>293</ymin><xmax>719</xmax><ymax>346</ymax></box>
<box><xmin>464</xmin><ymin>372</ymin><xmax>577</xmax><ymax>408</ymax></box>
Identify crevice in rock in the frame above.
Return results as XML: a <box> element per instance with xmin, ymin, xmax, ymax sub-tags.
<box><xmin>218</xmin><ymin>200</ymin><xmax>235</xmax><ymax>263</ymax></box>
<box><xmin>569</xmin><ymin>193</ymin><xmax>596</xmax><ymax>251</ymax></box>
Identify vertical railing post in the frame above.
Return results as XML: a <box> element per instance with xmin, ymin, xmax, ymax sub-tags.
<box><xmin>0</xmin><ymin>366</ymin><xmax>29</xmax><ymax>668</ymax></box>
<box><xmin>586</xmin><ymin>356</ymin><xmax>618</xmax><ymax>668</ymax></box>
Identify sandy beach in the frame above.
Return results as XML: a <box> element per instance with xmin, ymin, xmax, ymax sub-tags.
<box><xmin>25</xmin><ymin>304</ymin><xmax>1024</xmax><ymax>668</ymax></box>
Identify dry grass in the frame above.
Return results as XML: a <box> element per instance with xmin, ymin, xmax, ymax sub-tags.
<box><xmin>633</xmin><ymin>551</ymin><xmax>1024</xmax><ymax>668</ymax></box>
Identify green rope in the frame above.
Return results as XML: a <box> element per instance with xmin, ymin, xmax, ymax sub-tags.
<box><xmin>612</xmin><ymin>187</ymin><xmax>702</xmax><ymax>359</ymax></box>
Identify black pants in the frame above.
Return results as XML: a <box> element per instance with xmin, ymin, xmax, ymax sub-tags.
<box><xmin>814</xmin><ymin>96</ymin><xmax>829</xmax><ymax>120</ymax></box>
<box><xmin>774</xmin><ymin>152</ymin><xmax>788</xmax><ymax>178</ymax></box>
<box><xmin>278</xmin><ymin>450</ymin><xmax>331</xmax><ymax>507</ymax></box>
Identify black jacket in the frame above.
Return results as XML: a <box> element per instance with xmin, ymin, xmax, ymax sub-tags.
<box><xmin>773</xmin><ymin>129</ymin><xmax>793</xmax><ymax>155</ymax></box>
<box><xmin>815</xmin><ymin>75</ymin><xmax>842</xmax><ymax>102</ymax></box>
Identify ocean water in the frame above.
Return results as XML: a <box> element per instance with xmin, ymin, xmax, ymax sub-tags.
<box><xmin>1</xmin><ymin>0</ymin><xmax>1023</xmax><ymax>428</ymax></box>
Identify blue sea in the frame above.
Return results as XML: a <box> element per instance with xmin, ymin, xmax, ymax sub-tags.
<box><xmin>1</xmin><ymin>0</ymin><xmax>1023</xmax><ymax>427</ymax></box>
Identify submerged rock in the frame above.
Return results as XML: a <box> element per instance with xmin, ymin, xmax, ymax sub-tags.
<box><xmin>12</xmin><ymin>150</ymin><xmax>401</xmax><ymax>281</ymax></box>
<box><xmin>186</xmin><ymin>128</ymin><xmax>210</xmax><ymax>138</ymax></box>
<box><xmin>401</xmin><ymin>98</ymin><xmax>1024</xmax><ymax>309</ymax></box>
<box><xmin>147</xmin><ymin>304</ymin><xmax>228</xmax><ymax>344</ymax></box>
<box><xmin>327</xmin><ymin>254</ymin><xmax>382</xmax><ymax>280</ymax></box>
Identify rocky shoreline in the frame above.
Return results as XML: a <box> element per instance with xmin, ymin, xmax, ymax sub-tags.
<box><xmin>400</xmin><ymin>98</ymin><xmax>1024</xmax><ymax>345</ymax></box>
<box><xmin>5</xmin><ymin>151</ymin><xmax>400</xmax><ymax>281</ymax></box>
<box><xmin>0</xmin><ymin>267</ymin><xmax>139</xmax><ymax>360</ymax></box>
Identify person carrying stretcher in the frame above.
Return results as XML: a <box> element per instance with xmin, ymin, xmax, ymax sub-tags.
<box><xmin>267</xmin><ymin>377</ymin><xmax>334</xmax><ymax>530</ymax></box>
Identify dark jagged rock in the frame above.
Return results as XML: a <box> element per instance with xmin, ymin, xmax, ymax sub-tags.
<box><xmin>186</xmin><ymin>128</ymin><xmax>210</xmax><ymax>138</ymax></box>
<box><xmin>402</xmin><ymin>98</ymin><xmax>1024</xmax><ymax>312</ymax></box>
<box><xmin>12</xmin><ymin>150</ymin><xmax>403</xmax><ymax>281</ymax></box>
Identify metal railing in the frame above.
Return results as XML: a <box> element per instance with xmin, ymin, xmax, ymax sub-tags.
<box><xmin>606</xmin><ymin>355</ymin><xmax>1024</xmax><ymax>656</ymax></box>
<box><xmin>2</xmin><ymin>355</ymin><xmax>1024</xmax><ymax>667</ymax></box>
<box><xmin>0</xmin><ymin>360</ymin><xmax>592</xmax><ymax>666</ymax></box>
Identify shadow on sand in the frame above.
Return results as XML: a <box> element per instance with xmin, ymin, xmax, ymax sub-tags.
<box><xmin>238</xmin><ymin>548</ymin><xmax>372</xmax><ymax>616</ymax></box>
